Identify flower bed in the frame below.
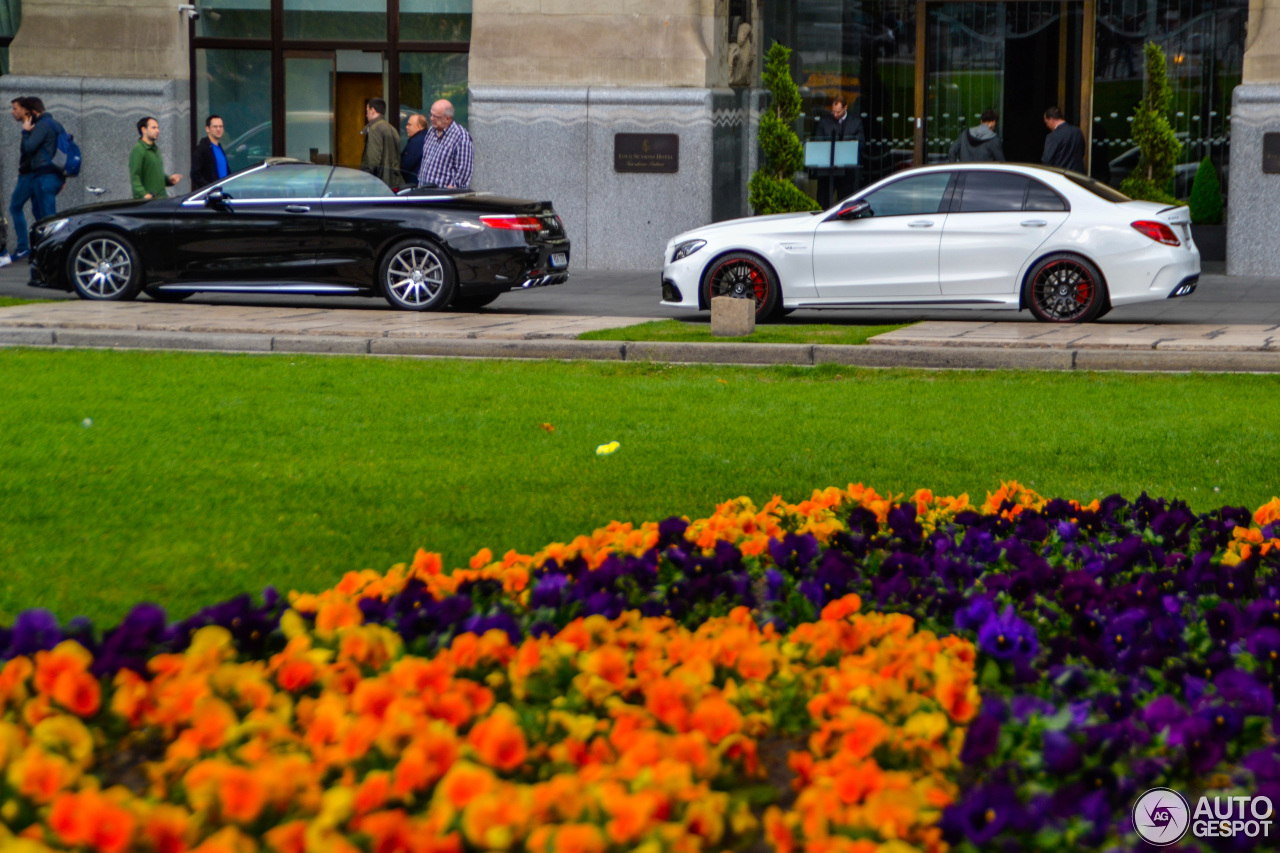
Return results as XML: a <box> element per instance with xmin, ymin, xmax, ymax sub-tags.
<box><xmin>2</xmin><ymin>484</ymin><xmax>1279</xmax><ymax>852</ymax></box>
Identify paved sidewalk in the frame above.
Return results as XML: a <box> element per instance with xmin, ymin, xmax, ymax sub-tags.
<box><xmin>4</xmin><ymin>300</ymin><xmax>1280</xmax><ymax>372</ymax></box>
<box><xmin>872</xmin><ymin>321</ymin><xmax>1280</xmax><ymax>351</ymax></box>
<box><xmin>0</xmin><ymin>301</ymin><xmax>661</xmax><ymax>340</ymax></box>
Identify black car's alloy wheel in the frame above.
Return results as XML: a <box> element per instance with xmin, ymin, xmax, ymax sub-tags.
<box><xmin>381</xmin><ymin>239</ymin><xmax>455</xmax><ymax>311</ymax></box>
<box><xmin>1025</xmin><ymin>253</ymin><xmax>1107</xmax><ymax>323</ymax></box>
<box><xmin>703</xmin><ymin>252</ymin><xmax>781</xmax><ymax>321</ymax></box>
<box><xmin>68</xmin><ymin>232</ymin><xmax>142</xmax><ymax>301</ymax></box>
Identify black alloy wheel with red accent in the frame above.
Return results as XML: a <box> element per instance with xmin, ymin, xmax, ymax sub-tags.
<box><xmin>1025</xmin><ymin>253</ymin><xmax>1108</xmax><ymax>323</ymax></box>
<box><xmin>702</xmin><ymin>252</ymin><xmax>781</xmax><ymax>322</ymax></box>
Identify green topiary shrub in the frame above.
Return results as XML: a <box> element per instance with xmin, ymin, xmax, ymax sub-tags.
<box><xmin>1118</xmin><ymin>42</ymin><xmax>1184</xmax><ymax>205</ymax></box>
<box><xmin>1188</xmin><ymin>156</ymin><xmax>1224</xmax><ymax>224</ymax></box>
<box><xmin>748</xmin><ymin>42</ymin><xmax>821</xmax><ymax>215</ymax></box>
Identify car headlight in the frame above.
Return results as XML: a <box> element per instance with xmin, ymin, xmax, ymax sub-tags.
<box><xmin>671</xmin><ymin>239</ymin><xmax>706</xmax><ymax>262</ymax></box>
<box><xmin>35</xmin><ymin>219</ymin><xmax>69</xmax><ymax>238</ymax></box>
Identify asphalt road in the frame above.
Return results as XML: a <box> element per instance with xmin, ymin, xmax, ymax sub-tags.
<box><xmin>4</xmin><ymin>260</ymin><xmax>1278</xmax><ymax>325</ymax></box>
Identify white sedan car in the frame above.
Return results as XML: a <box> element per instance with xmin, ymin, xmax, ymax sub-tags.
<box><xmin>661</xmin><ymin>164</ymin><xmax>1199</xmax><ymax>323</ymax></box>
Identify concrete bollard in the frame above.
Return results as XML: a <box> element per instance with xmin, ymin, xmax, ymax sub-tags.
<box><xmin>711</xmin><ymin>296</ymin><xmax>755</xmax><ymax>337</ymax></box>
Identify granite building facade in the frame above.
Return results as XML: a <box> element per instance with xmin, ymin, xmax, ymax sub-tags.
<box><xmin>0</xmin><ymin>1</ymin><xmax>1274</xmax><ymax>272</ymax></box>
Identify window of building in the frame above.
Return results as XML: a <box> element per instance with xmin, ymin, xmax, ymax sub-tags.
<box><xmin>196</xmin><ymin>49</ymin><xmax>273</xmax><ymax>174</ymax></box>
<box><xmin>195</xmin><ymin>0</ymin><xmax>271</xmax><ymax>39</ymax></box>
<box><xmin>192</xmin><ymin>1</ymin><xmax>470</xmax><ymax>173</ymax></box>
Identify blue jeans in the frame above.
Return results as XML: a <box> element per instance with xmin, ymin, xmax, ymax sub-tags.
<box><xmin>9</xmin><ymin>171</ymin><xmax>61</xmax><ymax>254</ymax></box>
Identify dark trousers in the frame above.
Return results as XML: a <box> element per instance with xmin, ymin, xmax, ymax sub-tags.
<box><xmin>816</xmin><ymin>170</ymin><xmax>861</xmax><ymax>209</ymax></box>
<box><xmin>9</xmin><ymin>172</ymin><xmax>61</xmax><ymax>254</ymax></box>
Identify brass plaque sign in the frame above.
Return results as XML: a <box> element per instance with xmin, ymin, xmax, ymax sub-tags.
<box><xmin>1265</xmin><ymin>133</ymin><xmax>1280</xmax><ymax>175</ymax></box>
<box><xmin>614</xmin><ymin>133</ymin><xmax>679</xmax><ymax>174</ymax></box>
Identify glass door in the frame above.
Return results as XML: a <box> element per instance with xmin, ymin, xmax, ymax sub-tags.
<box><xmin>925</xmin><ymin>2</ymin><xmax>1083</xmax><ymax>166</ymax></box>
<box><xmin>284</xmin><ymin>52</ymin><xmax>336</xmax><ymax>165</ymax></box>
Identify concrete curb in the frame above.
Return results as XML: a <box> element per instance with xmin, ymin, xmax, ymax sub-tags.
<box><xmin>4</xmin><ymin>326</ymin><xmax>1280</xmax><ymax>372</ymax></box>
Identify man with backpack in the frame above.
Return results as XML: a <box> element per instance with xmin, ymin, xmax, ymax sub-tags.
<box><xmin>8</xmin><ymin>96</ymin><xmax>66</xmax><ymax>260</ymax></box>
<box><xmin>948</xmin><ymin>108</ymin><xmax>1005</xmax><ymax>163</ymax></box>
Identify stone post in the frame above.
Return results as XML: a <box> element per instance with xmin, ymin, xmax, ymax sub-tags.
<box><xmin>710</xmin><ymin>295</ymin><xmax>755</xmax><ymax>336</ymax></box>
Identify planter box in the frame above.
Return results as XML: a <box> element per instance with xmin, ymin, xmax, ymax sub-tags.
<box><xmin>1191</xmin><ymin>224</ymin><xmax>1225</xmax><ymax>262</ymax></box>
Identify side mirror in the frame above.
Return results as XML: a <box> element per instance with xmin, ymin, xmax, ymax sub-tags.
<box><xmin>835</xmin><ymin>200</ymin><xmax>870</xmax><ymax>220</ymax></box>
<box><xmin>205</xmin><ymin>189</ymin><xmax>229</xmax><ymax>208</ymax></box>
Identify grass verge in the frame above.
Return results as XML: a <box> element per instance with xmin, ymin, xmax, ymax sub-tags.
<box><xmin>579</xmin><ymin>318</ymin><xmax>909</xmax><ymax>345</ymax></box>
<box><xmin>0</xmin><ymin>297</ymin><xmax>53</xmax><ymax>308</ymax></box>
<box><xmin>2</xmin><ymin>347</ymin><xmax>1278</xmax><ymax>626</ymax></box>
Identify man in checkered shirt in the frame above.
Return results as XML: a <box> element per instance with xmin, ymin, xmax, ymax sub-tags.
<box><xmin>416</xmin><ymin>99</ymin><xmax>473</xmax><ymax>190</ymax></box>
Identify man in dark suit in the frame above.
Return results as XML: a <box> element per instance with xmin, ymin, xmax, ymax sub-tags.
<box><xmin>400</xmin><ymin>113</ymin><xmax>428</xmax><ymax>187</ymax></box>
<box><xmin>191</xmin><ymin>115</ymin><xmax>228</xmax><ymax>191</ymax></box>
<box><xmin>1041</xmin><ymin>106</ymin><xmax>1086</xmax><ymax>174</ymax></box>
<box><xmin>814</xmin><ymin>95</ymin><xmax>865</xmax><ymax>207</ymax></box>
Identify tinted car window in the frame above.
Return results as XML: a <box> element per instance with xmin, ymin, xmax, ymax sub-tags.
<box><xmin>1025</xmin><ymin>179</ymin><xmax>1068</xmax><ymax>211</ymax></box>
<box><xmin>861</xmin><ymin>172</ymin><xmax>952</xmax><ymax>217</ymax></box>
<box><xmin>958</xmin><ymin>172</ymin><xmax>1028</xmax><ymax>212</ymax></box>
<box><xmin>324</xmin><ymin>168</ymin><xmax>397</xmax><ymax>198</ymax></box>
<box><xmin>218</xmin><ymin>165</ymin><xmax>330</xmax><ymax>200</ymax></box>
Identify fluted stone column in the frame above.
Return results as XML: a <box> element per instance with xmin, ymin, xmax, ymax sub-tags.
<box><xmin>468</xmin><ymin>0</ymin><xmax>753</xmax><ymax>270</ymax></box>
<box><xmin>1228</xmin><ymin>1</ymin><xmax>1280</xmax><ymax>274</ymax></box>
<box><xmin>0</xmin><ymin>0</ymin><xmax>191</xmax><ymax>209</ymax></box>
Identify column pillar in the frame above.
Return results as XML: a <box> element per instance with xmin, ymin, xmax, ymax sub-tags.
<box><xmin>1227</xmin><ymin>1</ymin><xmax>1280</xmax><ymax>274</ymax></box>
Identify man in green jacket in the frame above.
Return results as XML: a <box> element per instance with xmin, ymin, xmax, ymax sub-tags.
<box><xmin>129</xmin><ymin>117</ymin><xmax>182</xmax><ymax>200</ymax></box>
<box><xmin>361</xmin><ymin>98</ymin><xmax>404</xmax><ymax>189</ymax></box>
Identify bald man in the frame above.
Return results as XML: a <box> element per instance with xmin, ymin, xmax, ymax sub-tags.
<box><xmin>416</xmin><ymin>99</ymin><xmax>473</xmax><ymax>190</ymax></box>
<box><xmin>400</xmin><ymin>113</ymin><xmax>428</xmax><ymax>185</ymax></box>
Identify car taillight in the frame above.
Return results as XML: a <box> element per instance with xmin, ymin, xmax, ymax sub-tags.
<box><xmin>480</xmin><ymin>215</ymin><xmax>542</xmax><ymax>231</ymax></box>
<box><xmin>1131</xmin><ymin>220</ymin><xmax>1180</xmax><ymax>246</ymax></box>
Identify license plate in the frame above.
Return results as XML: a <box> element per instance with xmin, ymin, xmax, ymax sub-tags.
<box><xmin>550</xmin><ymin>253</ymin><xmax>568</xmax><ymax>268</ymax></box>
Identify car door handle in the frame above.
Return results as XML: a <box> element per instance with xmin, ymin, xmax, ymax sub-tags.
<box><xmin>1021</xmin><ymin>220</ymin><xmax>1048</xmax><ymax>227</ymax></box>
<box><xmin>285</xmin><ymin>204</ymin><xmax>311</xmax><ymax>213</ymax></box>
<box><xmin>907</xmin><ymin>220</ymin><xmax>935</xmax><ymax>228</ymax></box>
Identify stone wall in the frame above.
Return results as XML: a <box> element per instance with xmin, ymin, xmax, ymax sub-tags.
<box><xmin>0</xmin><ymin>75</ymin><xmax>190</xmax><ymax>212</ymax></box>
<box><xmin>470</xmin><ymin>0</ymin><xmax>722</xmax><ymax>89</ymax></box>
<box><xmin>1</xmin><ymin>1</ymin><xmax>191</xmax><ymax>235</ymax></box>
<box><xmin>471</xmin><ymin>86</ymin><xmax>756</xmax><ymax>271</ymax></box>
<box><xmin>1228</xmin><ymin>1</ymin><xmax>1280</xmax><ymax>275</ymax></box>
<box><xmin>469</xmin><ymin>0</ymin><xmax>757</xmax><ymax>269</ymax></box>
<box><xmin>8</xmin><ymin>0</ymin><xmax>189</xmax><ymax>81</ymax></box>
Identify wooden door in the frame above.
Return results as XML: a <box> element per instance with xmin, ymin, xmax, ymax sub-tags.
<box><xmin>334</xmin><ymin>73</ymin><xmax>386</xmax><ymax>169</ymax></box>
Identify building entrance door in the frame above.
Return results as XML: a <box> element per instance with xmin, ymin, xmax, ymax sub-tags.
<box><xmin>335</xmin><ymin>73</ymin><xmax>386</xmax><ymax>169</ymax></box>
<box><xmin>923</xmin><ymin>2</ymin><xmax>1088</xmax><ymax>168</ymax></box>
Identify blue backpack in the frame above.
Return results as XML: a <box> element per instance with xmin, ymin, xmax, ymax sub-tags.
<box><xmin>50</xmin><ymin>121</ymin><xmax>82</xmax><ymax>177</ymax></box>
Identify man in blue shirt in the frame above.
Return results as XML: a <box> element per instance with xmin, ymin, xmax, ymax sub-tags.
<box><xmin>191</xmin><ymin>115</ymin><xmax>229</xmax><ymax>190</ymax></box>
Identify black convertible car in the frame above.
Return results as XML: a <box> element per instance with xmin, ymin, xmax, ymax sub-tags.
<box><xmin>27</xmin><ymin>159</ymin><xmax>571</xmax><ymax>311</ymax></box>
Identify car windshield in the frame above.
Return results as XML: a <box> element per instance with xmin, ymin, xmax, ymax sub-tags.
<box><xmin>214</xmin><ymin>165</ymin><xmax>332</xmax><ymax>200</ymax></box>
<box><xmin>1064</xmin><ymin>173</ymin><xmax>1131</xmax><ymax>204</ymax></box>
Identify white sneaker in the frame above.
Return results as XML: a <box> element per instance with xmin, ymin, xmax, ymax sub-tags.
<box><xmin>0</xmin><ymin>253</ymin><xmax>11</xmax><ymax>268</ymax></box>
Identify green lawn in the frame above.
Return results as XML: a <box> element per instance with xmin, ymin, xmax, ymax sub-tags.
<box><xmin>3</xmin><ymin>348</ymin><xmax>1279</xmax><ymax>628</ymax></box>
<box><xmin>579</xmin><ymin>319</ymin><xmax>908</xmax><ymax>346</ymax></box>
<box><xmin>0</xmin><ymin>297</ymin><xmax>52</xmax><ymax>308</ymax></box>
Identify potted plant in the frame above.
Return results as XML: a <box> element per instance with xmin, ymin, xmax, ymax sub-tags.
<box><xmin>1188</xmin><ymin>155</ymin><xmax>1226</xmax><ymax>261</ymax></box>
<box><xmin>748</xmin><ymin>42</ymin><xmax>821</xmax><ymax>215</ymax></box>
